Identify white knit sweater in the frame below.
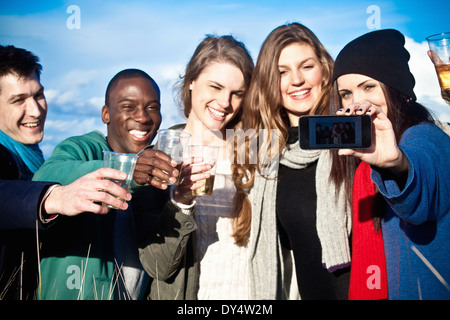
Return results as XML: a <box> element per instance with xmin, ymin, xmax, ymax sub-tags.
<box><xmin>194</xmin><ymin>160</ymin><xmax>250</xmax><ymax>300</ymax></box>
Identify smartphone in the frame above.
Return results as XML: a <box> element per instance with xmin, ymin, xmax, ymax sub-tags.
<box><xmin>299</xmin><ymin>115</ymin><xmax>372</xmax><ymax>149</ymax></box>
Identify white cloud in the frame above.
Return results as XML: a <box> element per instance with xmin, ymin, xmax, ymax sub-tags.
<box><xmin>55</xmin><ymin>90</ymin><xmax>78</xmax><ymax>105</ymax></box>
<box><xmin>42</xmin><ymin>117</ymin><xmax>106</xmax><ymax>158</ymax></box>
<box><xmin>153</xmin><ymin>63</ymin><xmax>185</xmax><ymax>83</ymax></box>
<box><xmin>45</xmin><ymin>88</ymin><xmax>102</xmax><ymax>115</ymax></box>
<box><xmin>44</xmin><ymin>117</ymin><xmax>105</xmax><ymax>135</ymax></box>
<box><xmin>43</xmin><ymin>89</ymin><xmax>58</xmax><ymax>104</ymax></box>
<box><xmin>40</xmin><ymin>143</ymin><xmax>56</xmax><ymax>160</ymax></box>
<box><xmin>405</xmin><ymin>37</ymin><xmax>450</xmax><ymax>122</ymax></box>
<box><xmin>43</xmin><ymin>68</ymin><xmax>107</xmax><ymax>116</ymax></box>
<box><xmin>88</xmin><ymin>96</ymin><xmax>104</xmax><ymax>109</ymax></box>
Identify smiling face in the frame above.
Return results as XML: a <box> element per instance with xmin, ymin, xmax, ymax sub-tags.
<box><xmin>102</xmin><ymin>77</ymin><xmax>161</xmax><ymax>154</ymax></box>
<box><xmin>336</xmin><ymin>73</ymin><xmax>388</xmax><ymax>115</ymax></box>
<box><xmin>185</xmin><ymin>62</ymin><xmax>245</xmax><ymax>135</ymax></box>
<box><xmin>278</xmin><ymin>43</ymin><xmax>324</xmax><ymax>126</ymax></box>
<box><xmin>0</xmin><ymin>72</ymin><xmax>47</xmax><ymax>145</ymax></box>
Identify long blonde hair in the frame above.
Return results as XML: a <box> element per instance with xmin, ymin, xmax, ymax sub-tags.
<box><xmin>231</xmin><ymin>22</ymin><xmax>334</xmax><ymax>246</ymax></box>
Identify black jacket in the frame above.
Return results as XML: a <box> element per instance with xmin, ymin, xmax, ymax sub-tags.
<box><xmin>0</xmin><ymin>144</ymin><xmax>55</xmax><ymax>300</ymax></box>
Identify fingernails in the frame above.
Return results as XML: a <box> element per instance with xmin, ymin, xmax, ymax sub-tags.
<box><xmin>121</xmin><ymin>201</ymin><xmax>129</xmax><ymax>209</ymax></box>
<box><xmin>345</xmin><ymin>108</ymin><xmax>351</xmax><ymax>113</ymax></box>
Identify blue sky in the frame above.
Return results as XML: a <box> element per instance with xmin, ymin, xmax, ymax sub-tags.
<box><xmin>1</xmin><ymin>0</ymin><xmax>449</xmax><ymax>158</ymax></box>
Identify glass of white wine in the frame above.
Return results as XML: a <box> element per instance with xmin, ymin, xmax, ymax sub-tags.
<box><xmin>187</xmin><ymin>144</ymin><xmax>220</xmax><ymax>196</ymax></box>
<box><xmin>427</xmin><ymin>32</ymin><xmax>450</xmax><ymax>105</ymax></box>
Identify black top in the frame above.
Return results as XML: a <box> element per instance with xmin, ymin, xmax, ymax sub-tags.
<box><xmin>276</xmin><ymin>127</ymin><xmax>350</xmax><ymax>300</ymax></box>
<box><xmin>0</xmin><ymin>144</ymin><xmax>19</xmax><ymax>179</ymax></box>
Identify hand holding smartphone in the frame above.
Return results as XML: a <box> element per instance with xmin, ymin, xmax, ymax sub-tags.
<box><xmin>299</xmin><ymin>115</ymin><xmax>372</xmax><ymax>149</ymax></box>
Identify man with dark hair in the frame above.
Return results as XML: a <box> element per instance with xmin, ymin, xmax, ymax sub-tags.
<box><xmin>105</xmin><ymin>68</ymin><xmax>160</xmax><ymax>106</ymax></box>
<box><xmin>103</xmin><ymin>68</ymin><xmax>177</xmax><ymax>188</ymax></box>
<box><xmin>0</xmin><ymin>45</ymin><xmax>43</xmax><ymax>79</ymax></box>
<box><xmin>0</xmin><ymin>45</ymin><xmax>133</xmax><ymax>300</ymax></box>
<box><xmin>33</xmin><ymin>68</ymin><xmax>180</xmax><ymax>300</ymax></box>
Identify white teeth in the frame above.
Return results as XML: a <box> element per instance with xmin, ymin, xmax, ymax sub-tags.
<box><xmin>23</xmin><ymin>122</ymin><xmax>39</xmax><ymax>128</ymax></box>
<box><xmin>130</xmin><ymin>130</ymin><xmax>148</xmax><ymax>138</ymax></box>
<box><xmin>208</xmin><ymin>107</ymin><xmax>225</xmax><ymax>118</ymax></box>
<box><xmin>290</xmin><ymin>89</ymin><xmax>310</xmax><ymax>97</ymax></box>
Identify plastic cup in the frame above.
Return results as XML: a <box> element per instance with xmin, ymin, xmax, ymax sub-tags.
<box><xmin>102</xmin><ymin>151</ymin><xmax>138</xmax><ymax>208</ymax></box>
<box><xmin>427</xmin><ymin>32</ymin><xmax>450</xmax><ymax>104</ymax></box>
<box><xmin>187</xmin><ymin>145</ymin><xmax>220</xmax><ymax>196</ymax></box>
<box><xmin>155</xmin><ymin>129</ymin><xmax>191</xmax><ymax>185</ymax></box>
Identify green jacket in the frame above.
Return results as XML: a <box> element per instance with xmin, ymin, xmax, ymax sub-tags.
<box><xmin>137</xmin><ymin>201</ymin><xmax>199</xmax><ymax>300</ymax></box>
<box><xmin>33</xmin><ymin>131</ymin><xmax>169</xmax><ymax>300</ymax></box>
<box><xmin>136</xmin><ymin>123</ymin><xmax>199</xmax><ymax>300</ymax></box>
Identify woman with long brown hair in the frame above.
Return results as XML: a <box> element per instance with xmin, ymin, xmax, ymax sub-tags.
<box><xmin>138</xmin><ymin>34</ymin><xmax>255</xmax><ymax>299</ymax></box>
<box><xmin>232</xmin><ymin>22</ymin><xmax>352</xmax><ymax>299</ymax></box>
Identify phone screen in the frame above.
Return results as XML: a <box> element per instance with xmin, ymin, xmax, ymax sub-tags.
<box><xmin>299</xmin><ymin>115</ymin><xmax>372</xmax><ymax>149</ymax></box>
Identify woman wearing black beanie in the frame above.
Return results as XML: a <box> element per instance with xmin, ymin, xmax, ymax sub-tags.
<box><xmin>330</xmin><ymin>29</ymin><xmax>450</xmax><ymax>300</ymax></box>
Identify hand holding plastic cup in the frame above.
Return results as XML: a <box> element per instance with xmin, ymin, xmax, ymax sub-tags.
<box><xmin>426</xmin><ymin>32</ymin><xmax>450</xmax><ymax>104</ymax></box>
<box><xmin>102</xmin><ymin>151</ymin><xmax>138</xmax><ymax>209</ymax></box>
<box><xmin>156</xmin><ymin>129</ymin><xmax>191</xmax><ymax>185</ymax></box>
<box><xmin>186</xmin><ymin>145</ymin><xmax>220</xmax><ymax>196</ymax></box>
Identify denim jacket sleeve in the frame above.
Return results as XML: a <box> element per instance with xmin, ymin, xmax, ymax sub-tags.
<box><xmin>371</xmin><ymin>123</ymin><xmax>450</xmax><ymax>224</ymax></box>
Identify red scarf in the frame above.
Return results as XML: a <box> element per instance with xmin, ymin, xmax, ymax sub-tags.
<box><xmin>349</xmin><ymin>161</ymin><xmax>388</xmax><ymax>299</ymax></box>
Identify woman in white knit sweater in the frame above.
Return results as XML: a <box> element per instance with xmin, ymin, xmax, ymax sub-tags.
<box><xmin>138</xmin><ymin>34</ymin><xmax>255</xmax><ymax>299</ymax></box>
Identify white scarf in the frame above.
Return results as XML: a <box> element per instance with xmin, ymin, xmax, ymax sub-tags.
<box><xmin>248</xmin><ymin>142</ymin><xmax>351</xmax><ymax>299</ymax></box>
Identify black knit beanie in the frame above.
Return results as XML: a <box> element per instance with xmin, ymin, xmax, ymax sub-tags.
<box><xmin>332</xmin><ymin>29</ymin><xmax>416</xmax><ymax>101</ymax></box>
